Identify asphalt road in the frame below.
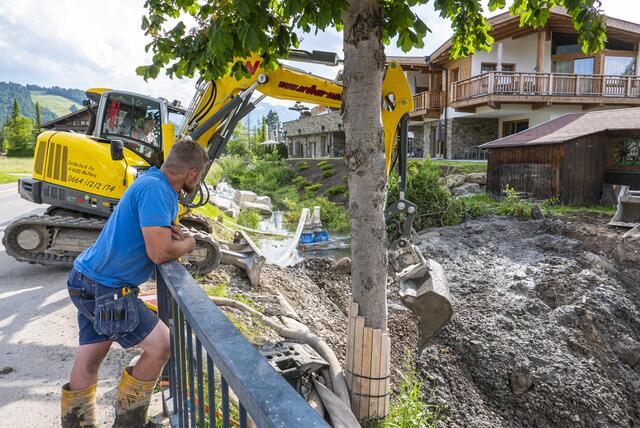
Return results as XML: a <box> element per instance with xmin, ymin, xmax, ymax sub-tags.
<box><xmin>0</xmin><ymin>182</ymin><xmax>140</xmax><ymax>426</ymax></box>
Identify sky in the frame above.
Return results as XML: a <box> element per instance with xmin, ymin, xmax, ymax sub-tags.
<box><xmin>0</xmin><ymin>0</ymin><xmax>638</xmax><ymax>108</ymax></box>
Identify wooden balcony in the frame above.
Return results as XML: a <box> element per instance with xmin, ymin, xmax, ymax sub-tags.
<box><xmin>451</xmin><ymin>72</ymin><xmax>640</xmax><ymax>110</ymax></box>
<box><xmin>411</xmin><ymin>91</ymin><xmax>444</xmax><ymax>119</ymax></box>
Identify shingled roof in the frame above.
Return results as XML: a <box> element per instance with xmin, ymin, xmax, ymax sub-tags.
<box><xmin>480</xmin><ymin>107</ymin><xmax>640</xmax><ymax>149</ymax></box>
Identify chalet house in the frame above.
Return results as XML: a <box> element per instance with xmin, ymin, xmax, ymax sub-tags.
<box><xmin>417</xmin><ymin>7</ymin><xmax>640</xmax><ymax>159</ymax></box>
<box><xmin>285</xmin><ymin>7</ymin><xmax>640</xmax><ymax>160</ymax></box>
<box><xmin>41</xmin><ymin>107</ymin><xmax>91</xmax><ymax>133</ymax></box>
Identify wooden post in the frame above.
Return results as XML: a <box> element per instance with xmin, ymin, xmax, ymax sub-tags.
<box><xmin>636</xmin><ymin>43</ymin><xmax>640</xmax><ymax>77</ymax></box>
<box><xmin>535</xmin><ymin>30</ymin><xmax>545</xmax><ymax>73</ymax></box>
<box><xmin>548</xmin><ymin>73</ymin><xmax>554</xmax><ymax>95</ymax></box>
<box><xmin>346</xmin><ymin>298</ymin><xmax>391</xmax><ymax>421</ymax></box>
<box><xmin>576</xmin><ymin>75</ymin><xmax>581</xmax><ymax>95</ymax></box>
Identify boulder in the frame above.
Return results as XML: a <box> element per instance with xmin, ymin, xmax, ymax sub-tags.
<box><xmin>243</xmin><ymin>201</ymin><xmax>273</xmax><ymax>216</ymax></box>
<box><xmin>255</xmin><ymin>195</ymin><xmax>273</xmax><ymax>209</ymax></box>
<box><xmin>452</xmin><ymin>182</ymin><xmax>482</xmax><ymax>197</ymax></box>
<box><xmin>234</xmin><ymin>190</ymin><xmax>258</xmax><ymax>206</ymax></box>
<box><xmin>443</xmin><ymin>174</ymin><xmax>466</xmax><ymax>189</ymax></box>
<box><xmin>509</xmin><ymin>360</ymin><xmax>533</xmax><ymax>394</ymax></box>
<box><xmin>465</xmin><ymin>172</ymin><xmax>487</xmax><ymax>185</ymax></box>
<box><xmin>531</xmin><ymin>204</ymin><xmax>545</xmax><ymax>220</ymax></box>
<box><xmin>214</xmin><ymin>180</ymin><xmax>237</xmax><ymax>200</ymax></box>
<box><xmin>330</xmin><ymin>257</ymin><xmax>351</xmax><ymax>274</ymax></box>
<box><xmin>210</xmin><ymin>195</ymin><xmax>240</xmax><ymax>218</ymax></box>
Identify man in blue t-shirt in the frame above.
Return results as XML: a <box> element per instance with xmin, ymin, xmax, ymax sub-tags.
<box><xmin>61</xmin><ymin>140</ymin><xmax>209</xmax><ymax>427</ymax></box>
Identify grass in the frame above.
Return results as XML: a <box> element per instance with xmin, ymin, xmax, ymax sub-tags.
<box><xmin>237</xmin><ymin>209</ymin><xmax>262</xmax><ymax>229</ymax></box>
<box><xmin>370</xmin><ymin>371</ymin><xmax>440</xmax><ymax>428</ymax></box>
<box><xmin>432</xmin><ymin>159</ymin><xmax>487</xmax><ymax>174</ymax></box>
<box><xmin>0</xmin><ymin>157</ymin><xmax>33</xmax><ymax>174</ymax></box>
<box><xmin>30</xmin><ymin>91</ymin><xmax>81</xmax><ymax>117</ymax></box>
<box><xmin>0</xmin><ymin>172</ymin><xmax>19</xmax><ymax>184</ymax></box>
<box><xmin>326</xmin><ymin>184</ymin><xmax>348</xmax><ymax>196</ymax></box>
<box><xmin>320</xmin><ymin>169</ymin><xmax>335</xmax><ymax>179</ymax></box>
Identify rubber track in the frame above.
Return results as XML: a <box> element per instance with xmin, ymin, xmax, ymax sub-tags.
<box><xmin>3</xmin><ymin>214</ymin><xmax>105</xmax><ymax>267</ymax></box>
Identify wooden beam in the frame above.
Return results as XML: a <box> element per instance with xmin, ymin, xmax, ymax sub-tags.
<box><xmin>536</xmin><ymin>30</ymin><xmax>545</xmax><ymax>73</ymax></box>
<box><xmin>454</xmin><ymin>106</ymin><xmax>477</xmax><ymax>113</ymax></box>
<box><xmin>532</xmin><ymin>102</ymin><xmax>551</xmax><ymax>110</ymax></box>
<box><xmin>487</xmin><ymin>101</ymin><xmax>501</xmax><ymax>110</ymax></box>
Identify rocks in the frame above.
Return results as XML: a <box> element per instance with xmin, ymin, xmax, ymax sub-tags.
<box><xmin>465</xmin><ymin>172</ymin><xmax>487</xmax><ymax>185</ymax></box>
<box><xmin>330</xmin><ymin>257</ymin><xmax>351</xmax><ymax>274</ymax></box>
<box><xmin>443</xmin><ymin>172</ymin><xmax>487</xmax><ymax>197</ymax></box>
<box><xmin>209</xmin><ymin>180</ymin><xmax>272</xmax><ymax>218</ymax></box>
<box><xmin>510</xmin><ymin>359</ymin><xmax>533</xmax><ymax>394</ymax></box>
<box><xmin>532</xmin><ymin>203</ymin><xmax>545</xmax><ymax>220</ymax></box>
<box><xmin>452</xmin><ymin>182</ymin><xmax>481</xmax><ymax>197</ymax></box>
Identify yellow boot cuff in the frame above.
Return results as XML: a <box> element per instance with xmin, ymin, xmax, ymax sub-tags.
<box><xmin>117</xmin><ymin>366</ymin><xmax>157</xmax><ymax>408</ymax></box>
<box><xmin>61</xmin><ymin>383</ymin><xmax>97</xmax><ymax>426</ymax></box>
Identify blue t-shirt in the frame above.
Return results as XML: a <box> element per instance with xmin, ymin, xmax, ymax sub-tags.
<box><xmin>74</xmin><ymin>167</ymin><xmax>178</xmax><ymax>287</ymax></box>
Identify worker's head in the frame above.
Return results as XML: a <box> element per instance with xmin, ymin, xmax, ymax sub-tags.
<box><xmin>162</xmin><ymin>140</ymin><xmax>209</xmax><ymax>193</ymax></box>
<box><xmin>143</xmin><ymin>118</ymin><xmax>155</xmax><ymax>134</ymax></box>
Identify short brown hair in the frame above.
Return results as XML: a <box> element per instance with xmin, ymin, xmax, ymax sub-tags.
<box><xmin>163</xmin><ymin>140</ymin><xmax>209</xmax><ymax>174</ymax></box>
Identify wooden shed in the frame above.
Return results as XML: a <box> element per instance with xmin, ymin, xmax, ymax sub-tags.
<box><xmin>480</xmin><ymin>108</ymin><xmax>640</xmax><ymax>206</ymax></box>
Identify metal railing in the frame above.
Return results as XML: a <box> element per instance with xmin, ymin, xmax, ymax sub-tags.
<box><xmin>156</xmin><ymin>261</ymin><xmax>329</xmax><ymax>428</ymax></box>
<box><xmin>412</xmin><ymin>91</ymin><xmax>445</xmax><ymax>111</ymax></box>
<box><xmin>451</xmin><ymin>71</ymin><xmax>640</xmax><ymax>102</ymax></box>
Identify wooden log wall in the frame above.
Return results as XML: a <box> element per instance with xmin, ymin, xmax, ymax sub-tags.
<box><xmin>487</xmin><ymin>144</ymin><xmax>563</xmax><ymax>199</ymax></box>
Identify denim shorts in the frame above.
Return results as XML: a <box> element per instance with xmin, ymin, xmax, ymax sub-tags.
<box><xmin>67</xmin><ymin>268</ymin><xmax>159</xmax><ymax>349</ymax></box>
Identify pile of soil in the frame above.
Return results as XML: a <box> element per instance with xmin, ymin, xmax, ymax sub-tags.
<box><xmin>203</xmin><ymin>258</ymin><xmax>418</xmax><ymax>386</ymax></box>
<box><xmin>417</xmin><ymin>215</ymin><xmax>639</xmax><ymax>427</ymax></box>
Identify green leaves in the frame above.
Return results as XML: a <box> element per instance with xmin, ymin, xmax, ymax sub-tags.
<box><xmin>137</xmin><ymin>0</ymin><xmax>608</xmax><ymax>81</ymax></box>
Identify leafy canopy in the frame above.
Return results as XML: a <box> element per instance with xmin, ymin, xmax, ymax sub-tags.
<box><xmin>138</xmin><ymin>0</ymin><xmax>606</xmax><ymax>81</ymax></box>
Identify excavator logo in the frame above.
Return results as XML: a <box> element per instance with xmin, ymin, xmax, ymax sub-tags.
<box><xmin>245</xmin><ymin>60</ymin><xmax>261</xmax><ymax>74</ymax></box>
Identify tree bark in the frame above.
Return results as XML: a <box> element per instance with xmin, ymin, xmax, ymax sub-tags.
<box><xmin>342</xmin><ymin>0</ymin><xmax>387</xmax><ymax>331</ymax></box>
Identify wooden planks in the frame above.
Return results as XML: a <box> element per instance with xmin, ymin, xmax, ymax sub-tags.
<box><xmin>346</xmin><ymin>299</ymin><xmax>391</xmax><ymax>421</ymax></box>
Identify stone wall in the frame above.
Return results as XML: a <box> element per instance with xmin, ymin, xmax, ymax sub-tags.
<box><xmin>447</xmin><ymin>117</ymin><xmax>499</xmax><ymax>159</ymax></box>
<box><xmin>283</xmin><ymin>111</ymin><xmax>343</xmax><ymax>158</ymax></box>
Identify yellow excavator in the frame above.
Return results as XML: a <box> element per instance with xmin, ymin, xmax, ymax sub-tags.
<box><xmin>3</xmin><ymin>51</ymin><xmax>452</xmax><ymax>341</ymax></box>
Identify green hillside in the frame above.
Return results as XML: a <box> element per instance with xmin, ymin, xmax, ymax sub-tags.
<box><xmin>30</xmin><ymin>91</ymin><xmax>81</xmax><ymax>117</ymax></box>
<box><xmin>0</xmin><ymin>82</ymin><xmax>85</xmax><ymax>126</ymax></box>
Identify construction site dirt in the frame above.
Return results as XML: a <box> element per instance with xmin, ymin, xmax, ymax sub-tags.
<box><xmin>203</xmin><ymin>213</ymin><xmax>639</xmax><ymax>427</ymax></box>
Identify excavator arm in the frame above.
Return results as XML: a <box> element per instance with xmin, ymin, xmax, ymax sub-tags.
<box><xmin>179</xmin><ymin>54</ymin><xmax>412</xmax><ymax>177</ymax></box>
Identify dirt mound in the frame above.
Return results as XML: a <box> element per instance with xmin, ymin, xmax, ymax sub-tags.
<box><xmin>204</xmin><ymin>258</ymin><xmax>418</xmax><ymax>385</ymax></box>
<box><xmin>417</xmin><ymin>216</ymin><xmax>640</xmax><ymax>427</ymax></box>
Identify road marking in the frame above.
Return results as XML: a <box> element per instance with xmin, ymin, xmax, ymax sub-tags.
<box><xmin>0</xmin><ymin>188</ymin><xmax>16</xmax><ymax>195</ymax></box>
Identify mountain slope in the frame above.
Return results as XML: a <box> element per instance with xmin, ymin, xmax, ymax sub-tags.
<box><xmin>0</xmin><ymin>82</ymin><xmax>85</xmax><ymax>126</ymax></box>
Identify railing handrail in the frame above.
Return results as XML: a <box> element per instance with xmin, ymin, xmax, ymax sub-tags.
<box><xmin>157</xmin><ymin>261</ymin><xmax>329</xmax><ymax>428</ymax></box>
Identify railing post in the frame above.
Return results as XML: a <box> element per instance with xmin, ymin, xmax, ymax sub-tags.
<box><xmin>519</xmin><ymin>73</ymin><xmax>525</xmax><ymax>94</ymax></box>
<box><xmin>548</xmin><ymin>73</ymin><xmax>554</xmax><ymax>95</ymax></box>
<box><xmin>627</xmin><ymin>76</ymin><xmax>632</xmax><ymax>97</ymax></box>
<box><xmin>576</xmin><ymin>75</ymin><xmax>581</xmax><ymax>95</ymax></box>
<box><xmin>488</xmin><ymin>72</ymin><xmax>494</xmax><ymax>95</ymax></box>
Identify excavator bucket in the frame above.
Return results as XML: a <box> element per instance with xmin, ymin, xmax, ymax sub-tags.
<box><xmin>608</xmin><ymin>186</ymin><xmax>640</xmax><ymax>229</ymax></box>
<box><xmin>389</xmin><ymin>239</ymin><xmax>453</xmax><ymax>349</ymax></box>
<box><xmin>219</xmin><ymin>230</ymin><xmax>266</xmax><ymax>287</ymax></box>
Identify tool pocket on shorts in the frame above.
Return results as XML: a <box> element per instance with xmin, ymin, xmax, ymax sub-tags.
<box><xmin>94</xmin><ymin>289</ymin><xmax>140</xmax><ymax>336</ymax></box>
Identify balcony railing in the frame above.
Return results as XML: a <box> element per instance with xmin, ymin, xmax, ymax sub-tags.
<box><xmin>412</xmin><ymin>91</ymin><xmax>445</xmax><ymax>111</ymax></box>
<box><xmin>451</xmin><ymin>72</ymin><xmax>640</xmax><ymax>103</ymax></box>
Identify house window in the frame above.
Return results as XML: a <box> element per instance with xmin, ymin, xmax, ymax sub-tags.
<box><xmin>481</xmin><ymin>63</ymin><xmax>515</xmax><ymax>73</ymax></box>
<box><xmin>502</xmin><ymin>119</ymin><xmax>529</xmax><ymax>137</ymax></box>
<box><xmin>552</xmin><ymin>57</ymin><xmax>595</xmax><ymax>75</ymax></box>
<box><xmin>605</xmin><ymin>56</ymin><xmax>636</xmax><ymax>76</ymax></box>
<box><xmin>450</xmin><ymin>67</ymin><xmax>460</xmax><ymax>83</ymax></box>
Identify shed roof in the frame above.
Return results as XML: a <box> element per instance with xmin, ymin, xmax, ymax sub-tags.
<box><xmin>480</xmin><ymin>107</ymin><xmax>640</xmax><ymax>148</ymax></box>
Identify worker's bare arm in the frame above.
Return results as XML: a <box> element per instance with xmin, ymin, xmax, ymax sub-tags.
<box><xmin>141</xmin><ymin>226</ymin><xmax>195</xmax><ymax>264</ymax></box>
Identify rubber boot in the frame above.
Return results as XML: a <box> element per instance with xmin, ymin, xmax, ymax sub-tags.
<box><xmin>112</xmin><ymin>366</ymin><xmax>157</xmax><ymax>428</ymax></box>
<box><xmin>61</xmin><ymin>383</ymin><xmax>97</xmax><ymax>427</ymax></box>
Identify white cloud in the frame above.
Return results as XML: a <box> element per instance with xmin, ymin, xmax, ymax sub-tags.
<box><xmin>0</xmin><ymin>0</ymin><xmax>638</xmax><ymax>109</ymax></box>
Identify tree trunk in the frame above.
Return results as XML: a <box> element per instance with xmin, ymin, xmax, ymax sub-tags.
<box><xmin>342</xmin><ymin>0</ymin><xmax>387</xmax><ymax>331</ymax></box>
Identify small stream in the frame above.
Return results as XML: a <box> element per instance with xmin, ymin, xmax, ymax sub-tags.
<box><xmin>256</xmin><ymin>211</ymin><xmax>351</xmax><ymax>264</ymax></box>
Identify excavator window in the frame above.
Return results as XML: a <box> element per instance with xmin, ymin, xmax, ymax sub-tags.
<box><xmin>101</xmin><ymin>94</ymin><xmax>162</xmax><ymax>156</ymax></box>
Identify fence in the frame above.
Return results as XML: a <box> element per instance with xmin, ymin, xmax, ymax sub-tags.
<box><xmin>156</xmin><ymin>261</ymin><xmax>329</xmax><ymax>427</ymax></box>
<box><xmin>413</xmin><ymin>91</ymin><xmax>444</xmax><ymax>111</ymax></box>
<box><xmin>451</xmin><ymin>72</ymin><xmax>640</xmax><ymax>102</ymax></box>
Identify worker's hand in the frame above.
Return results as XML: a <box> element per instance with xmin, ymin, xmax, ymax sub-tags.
<box><xmin>171</xmin><ymin>222</ymin><xmax>186</xmax><ymax>240</ymax></box>
<box><xmin>185</xmin><ymin>236</ymin><xmax>196</xmax><ymax>253</ymax></box>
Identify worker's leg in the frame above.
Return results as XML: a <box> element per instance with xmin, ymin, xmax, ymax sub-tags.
<box><xmin>131</xmin><ymin>320</ymin><xmax>170</xmax><ymax>381</ymax></box>
<box><xmin>112</xmin><ymin>299</ymin><xmax>170</xmax><ymax>427</ymax></box>
<box><xmin>69</xmin><ymin>341</ymin><xmax>113</xmax><ymax>390</ymax></box>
